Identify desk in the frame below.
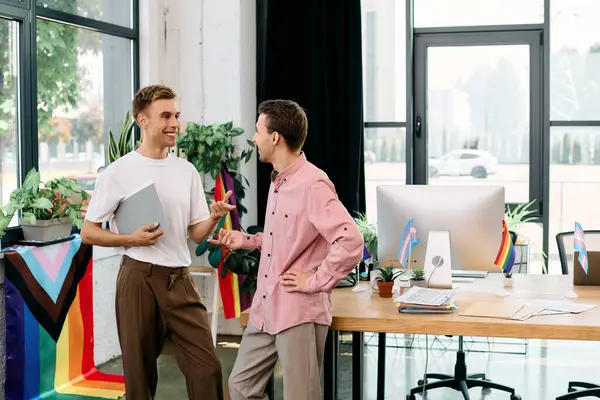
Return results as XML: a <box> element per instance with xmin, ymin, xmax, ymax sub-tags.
<box><xmin>240</xmin><ymin>274</ymin><xmax>600</xmax><ymax>399</ymax></box>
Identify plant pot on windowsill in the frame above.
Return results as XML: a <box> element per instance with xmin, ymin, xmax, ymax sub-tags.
<box><xmin>21</xmin><ymin>217</ymin><xmax>73</xmax><ymax>242</ymax></box>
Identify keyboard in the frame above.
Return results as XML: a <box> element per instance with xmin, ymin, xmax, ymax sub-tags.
<box><xmin>452</xmin><ymin>270</ymin><xmax>488</xmax><ymax>278</ymax></box>
<box><xmin>399</xmin><ymin>287</ymin><xmax>454</xmax><ymax>306</ymax></box>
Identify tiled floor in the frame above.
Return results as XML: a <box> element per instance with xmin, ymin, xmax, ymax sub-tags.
<box><xmin>100</xmin><ymin>334</ymin><xmax>600</xmax><ymax>399</ymax></box>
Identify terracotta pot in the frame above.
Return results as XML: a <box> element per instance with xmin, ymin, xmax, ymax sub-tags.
<box><xmin>377</xmin><ymin>281</ymin><xmax>394</xmax><ymax>298</ymax></box>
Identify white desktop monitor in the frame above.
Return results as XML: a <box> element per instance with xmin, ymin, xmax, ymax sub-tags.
<box><xmin>376</xmin><ymin>185</ymin><xmax>504</xmax><ymax>273</ymax></box>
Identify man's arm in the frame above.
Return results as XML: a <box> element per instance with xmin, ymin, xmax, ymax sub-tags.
<box><xmin>188</xmin><ymin>216</ymin><xmax>220</xmax><ymax>244</ymax></box>
<box><xmin>81</xmin><ymin>220</ymin><xmax>162</xmax><ymax>247</ymax></box>
<box><xmin>304</xmin><ymin>179</ymin><xmax>364</xmax><ymax>293</ymax></box>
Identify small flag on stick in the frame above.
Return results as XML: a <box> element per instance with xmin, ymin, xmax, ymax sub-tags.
<box><xmin>494</xmin><ymin>220</ymin><xmax>515</xmax><ymax>274</ymax></box>
<box><xmin>574</xmin><ymin>221</ymin><xmax>588</xmax><ymax>274</ymax></box>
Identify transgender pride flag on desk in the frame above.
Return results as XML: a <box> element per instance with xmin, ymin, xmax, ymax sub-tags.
<box><xmin>574</xmin><ymin>221</ymin><xmax>588</xmax><ymax>274</ymax></box>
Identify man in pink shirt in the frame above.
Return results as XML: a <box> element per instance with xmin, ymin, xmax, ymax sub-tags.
<box><xmin>210</xmin><ymin>99</ymin><xmax>364</xmax><ymax>399</ymax></box>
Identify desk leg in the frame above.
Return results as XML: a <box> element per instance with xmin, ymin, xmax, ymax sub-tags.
<box><xmin>324</xmin><ymin>330</ymin><xmax>338</xmax><ymax>399</ymax></box>
<box><xmin>266</xmin><ymin>373</ymin><xmax>274</xmax><ymax>399</ymax></box>
<box><xmin>352</xmin><ymin>332</ymin><xmax>364</xmax><ymax>400</ymax></box>
<box><xmin>377</xmin><ymin>333</ymin><xmax>386</xmax><ymax>400</ymax></box>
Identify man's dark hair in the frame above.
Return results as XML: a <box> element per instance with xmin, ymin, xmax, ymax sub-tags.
<box><xmin>258</xmin><ymin>100</ymin><xmax>308</xmax><ymax>152</ymax></box>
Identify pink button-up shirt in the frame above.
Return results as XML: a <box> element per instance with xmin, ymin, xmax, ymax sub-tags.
<box><xmin>241</xmin><ymin>153</ymin><xmax>364</xmax><ymax>335</ymax></box>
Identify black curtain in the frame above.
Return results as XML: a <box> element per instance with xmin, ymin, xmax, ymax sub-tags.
<box><xmin>256</xmin><ymin>0</ymin><xmax>366</xmax><ymax>226</ymax></box>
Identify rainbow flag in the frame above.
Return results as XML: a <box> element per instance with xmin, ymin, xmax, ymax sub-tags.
<box><xmin>214</xmin><ymin>165</ymin><xmax>252</xmax><ymax>319</ymax></box>
<box><xmin>494</xmin><ymin>220</ymin><xmax>516</xmax><ymax>274</ymax></box>
<box><xmin>4</xmin><ymin>236</ymin><xmax>125</xmax><ymax>399</ymax></box>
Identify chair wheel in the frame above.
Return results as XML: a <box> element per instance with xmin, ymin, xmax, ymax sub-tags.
<box><xmin>510</xmin><ymin>395</ymin><xmax>521</xmax><ymax>400</ymax></box>
<box><xmin>418</xmin><ymin>379</ymin><xmax>426</xmax><ymax>385</ymax></box>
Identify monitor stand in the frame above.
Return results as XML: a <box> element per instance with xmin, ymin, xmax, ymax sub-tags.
<box><xmin>423</xmin><ymin>231</ymin><xmax>453</xmax><ymax>289</ymax></box>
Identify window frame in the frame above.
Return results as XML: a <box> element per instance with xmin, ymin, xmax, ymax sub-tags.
<box><xmin>0</xmin><ymin>0</ymin><xmax>139</xmax><ymax>246</ymax></box>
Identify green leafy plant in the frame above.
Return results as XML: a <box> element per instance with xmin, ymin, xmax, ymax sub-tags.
<box><xmin>505</xmin><ymin>199</ymin><xmax>546</xmax><ymax>271</ymax></box>
<box><xmin>176</xmin><ymin>121</ymin><xmax>254</xmax><ymax>217</ymax></box>
<box><xmin>505</xmin><ymin>199</ymin><xmax>538</xmax><ymax>236</ymax></box>
<box><xmin>196</xmin><ymin>224</ymin><xmax>262</xmax><ymax>296</ymax></box>
<box><xmin>3</xmin><ymin>168</ymin><xmax>90</xmax><ymax>230</ymax></box>
<box><xmin>410</xmin><ymin>268</ymin><xmax>425</xmax><ymax>281</ymax></box>
<box><xmin>354</xmin><ymin>212</ymin><xmax>377</xmax><ymax>261</ymax></box>
<box><xmin>108</xmin><ymin>110</ymin><xmax>135</xmax><ymax>164</ymax></box>
<box><xmin>0</xmin><ymin>209</ymin><xmax>13</xmax><ymax>239</ymax></box>
<box><xmin>376</xmin><ymin>266</ymin><xmax>403</xmax><ymax>282</ymax></box>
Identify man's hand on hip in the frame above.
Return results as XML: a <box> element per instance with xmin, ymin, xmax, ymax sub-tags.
<box><xmin>280</xmin><ymin>271</ymin><xmax>315</xmax><ymax>293</ymax></box>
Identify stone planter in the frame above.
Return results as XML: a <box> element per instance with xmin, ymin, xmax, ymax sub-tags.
<box><xmin>410</xmin><ymin>279</ymin><xmax>426</xmax><ymax>288</ymax></box>
<box><xmin>21</xmin><ymin>217</ymin><xmax>73</xmax><ymax>243</ymax></box>
<box><xmin>503</xmin><ymin>276</ymin><xmax>515</xmax><ymax>287</ymax></box>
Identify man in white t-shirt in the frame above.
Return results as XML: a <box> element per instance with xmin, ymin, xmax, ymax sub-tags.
<box><xmin>81</xmin><ymin>85</ymin><xmax>232</xmax><ymax>400</ymax></box>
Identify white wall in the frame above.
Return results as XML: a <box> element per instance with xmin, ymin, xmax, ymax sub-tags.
<box><xmin>93</xmin><ymin>0</ymin><xmax>257</xmax><ymax>365</ymax></box>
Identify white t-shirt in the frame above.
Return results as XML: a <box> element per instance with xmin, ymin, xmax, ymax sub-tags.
<box><xmin>85</xmin><ymin>151</ymin><xmax>210</xmax><ymax>267</ymax></box>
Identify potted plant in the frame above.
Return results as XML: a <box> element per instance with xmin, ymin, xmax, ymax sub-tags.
<box><xmin>354</xmin><ymin>212</ymin><xmax>377</xmax><ymax>277</ymax></box>
<box><xmin>196</xmin><ymin>224</ymin><xmax>262</xmax><ymax>299</ymax></box>
<box><xmin>503</xmin><ymin>271</ymin><xmax>514</xmax><ymax>287</ymax></box>
<box><xmin>409</xmin><ymin>268</ymin><xmax>426</xmax><ymax>287</ymax></box>
<box><xmin>176</xmin><ymin>121</ymin><xmax>254</xmax><ymax>218</ymax></box>
<box><xmin>4</xmin><ymin>168</ymin><xmax>90</xmax><ymax>243</ymax></box>
<box><xmin>375</xmin><ymin>266</ymin><xmax>402</xmax><ymax>298</ymax></box>
<box><xmin>505</xmin><ymin>199</ymin><xmax>545</xmax><ymax>273</ymax></box>
<box><xmin>107</xmin><ymin>110</ymin><xmax>136</xmax><ymax>164</ymax></box>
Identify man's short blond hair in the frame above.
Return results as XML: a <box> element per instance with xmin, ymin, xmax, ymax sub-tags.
<box><xmin>132</xmin><ymin>85</ymin><xmax>177</xmax><ymax>119</ymax></box>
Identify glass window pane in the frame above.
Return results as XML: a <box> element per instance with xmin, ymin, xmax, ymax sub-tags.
<box><xmin>37</xmin><ymin>20</ymin><xmax>133</xmax><ymax>188</ymax></box>
<box><xmin>362</xmin><ymin>0</ymin><xmax>405</xmax><ymax>122</ymax></box>
<box><xmin>415</xmin><ymin>0</ymin><xmax>543</xmax><ymax>27</ymax></box>
<box><xmin>364</xmin><ymin>127</ymin><xmax>406</xmax><ymax>221</ymax></box>
<box><xmin>550</xmin><ymin>0</ymin><xmax>600</xmax><ymax>121</ymax></box>
<box><xmin>36</xmin><ymin>0</ymin><xmax>131</xmax><ymax>28</ymax></box>
<box><xmin>549</xmin><ymin>126</ymin><xmax>600</xmax><ymax>274</ymax></box>
<box><xmin>0</xmin><ymin>18</ymin><xmax>20</xmax><ymax>227</ymax></box>
<box><xmin>426</xmin><ymin>45</ymin><xmax>530</xmax><ymax>204</ymax></box>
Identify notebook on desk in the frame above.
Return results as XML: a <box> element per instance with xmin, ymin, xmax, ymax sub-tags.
<box><xmin>114</xmin><ymin>181</ymin><xmax>168</xmax><ymax>235</ymax></box>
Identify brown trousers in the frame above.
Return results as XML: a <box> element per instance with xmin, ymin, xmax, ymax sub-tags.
<box><xmin>116</xmin><ymin>255</ymin><xmax>223</xmax><ymax>400</ymax></box>
<box><xmin>228</xmin><ymin>322</ymin><xmax>329</xmax><ymax>400</ymax></box>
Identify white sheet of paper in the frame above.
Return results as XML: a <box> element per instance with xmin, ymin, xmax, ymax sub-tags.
<box><xmin>526</xmin><ymin>299</ymin><xmax>596</xmax><ymax>314</ymax></box>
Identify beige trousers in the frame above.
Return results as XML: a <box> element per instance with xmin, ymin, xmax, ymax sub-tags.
<box><xmin>228</xmin><ymin>322</ymin><xmax>329</xmax><ymax>400</ymax></box>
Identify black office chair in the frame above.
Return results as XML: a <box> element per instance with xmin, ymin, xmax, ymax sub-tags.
<box><xmin>406</xmin><ymin>335</ymin><xmax>520</xmax><ymax>400</ymax></box>
<box><xmin>554</xmin><ymin>231</ymin><xmax>600</xmax><ymax>399</ymax></box>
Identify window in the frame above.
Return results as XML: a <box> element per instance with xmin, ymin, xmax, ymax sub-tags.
<box><xmin>548</xmin><ymin>0</ymin><xmax>600</xmax><ymax>274</ymax></box>
<box><xmin>36</xmin><ymin>19</ymin><xmax>134</xmax><ymax>183</ymax></box>
<box><xmin>550</xmin><ymin>0</ymin><xmax>600</xmax><ymax>121</ymax></box>
<box><xmin>362</xmin><ymin>0</ymin><xmax>406</xmax><ymax>224</ymax></box>
<box><xmin>0</xmin><ymin>0</ymin><xmax>137</xmax><ymax>244</ymax></box>
<box><xmin>0</xmin><ymin>18</ymin><xmax>20</xmax><ymax>226</ymax></box>
<box><xmin>415</xmin><ymin>0</ymin><xmax>544</xmax><ymax>27</ymax></box>
<box><xmin>36</xmin><ymin>0</ymin><xmax>132</xmax><ymax>27</ymax></box>
<box><xmin>362</xmin><ymin>0</ymin><xmax>405</xmax><ymax>122</ymax></box>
